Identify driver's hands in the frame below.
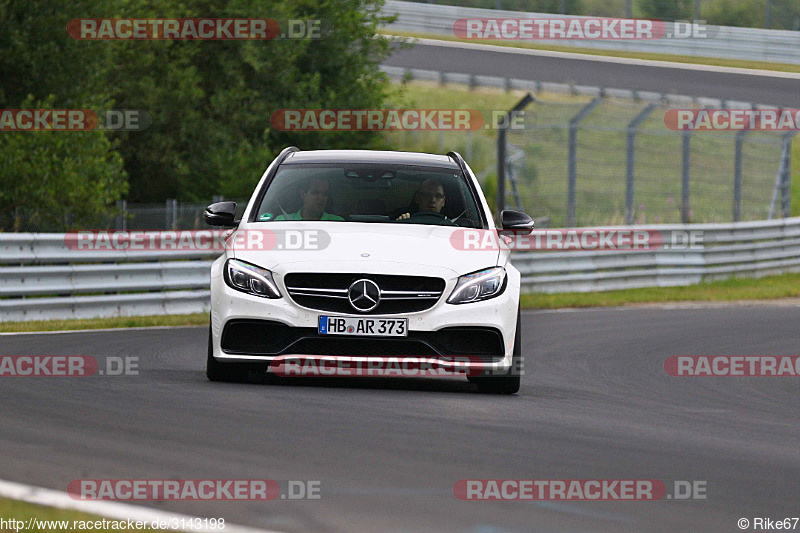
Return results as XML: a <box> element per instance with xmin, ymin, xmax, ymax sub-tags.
<box><xmin>397</xmin><ymin>213</ymin><xmax>410</xmax><ymax>220</ymax></box>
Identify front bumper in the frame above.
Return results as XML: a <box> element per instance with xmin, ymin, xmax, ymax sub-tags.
<box><xmin>209</xmin><ymin>261</ymin><xmax>520</xmax><ymax>374</ymax></box>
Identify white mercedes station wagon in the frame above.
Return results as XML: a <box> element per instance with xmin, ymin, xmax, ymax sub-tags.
<box><xmin>204</xmin><ymin>148</ymin><xmax>533</xmax><ymax>394</ymax></box>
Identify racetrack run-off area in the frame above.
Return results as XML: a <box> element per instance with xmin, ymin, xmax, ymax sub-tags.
<box><xmin>1</xmin><ymin>307</ymin><xmax>798</xmax><ymax>532</ymax></box>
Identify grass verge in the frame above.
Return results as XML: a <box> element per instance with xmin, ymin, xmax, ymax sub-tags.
<box><xmin>521</xmin><ymin>272</ymin><xmax>800</xmax><ymax>309</ymax></box>
<box><xmin>0</xmin><ymin>497</ymin><xmax>155</xmax><ymax>532</ymax></box>
<box><xmin>385</xmin><ymin>31</ymin><xmax>800</xmax><ymax>74</ymax></box>
<box><xmin>2</xmin><ymin>274</ymin><xmax>800</xmax><ymax>333</ymax></box>
<box><xmin>0</xmin><ymin>313</ymin><xmax>207</xmax><ymax>333</ymax></box>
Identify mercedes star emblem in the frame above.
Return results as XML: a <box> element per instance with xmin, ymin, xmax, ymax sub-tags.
<box><xmin>348</xmin><ymin>279</ymin><xmax>381</xmax><ymax>312</ymax></box>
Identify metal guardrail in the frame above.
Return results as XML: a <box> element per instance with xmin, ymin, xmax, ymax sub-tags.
<box><xmin>0</xmin><ymin>234</ymin><xmax>217</xmax><ymax>322</ymax></box>
<box><xmin>379</xmin><ymin>65</ymin><xmax>776</xmax><ymax>110</ymax></box>
<box><xmin>3</xmin><ymin>219</ymin><xmax>800</xmax><ymax>321</ymax></box>
<box><xmin>519</xmin><ymin>217</ymin><xmax>800</xmax><ymax>292</ymax></box>
<box><xmin>383</xmin><ymin>0</ymin><xmax>800</xmax><ymax>65</ymax></box>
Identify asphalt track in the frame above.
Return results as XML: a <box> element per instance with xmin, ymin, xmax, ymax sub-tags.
<box><xmin>1</xmin><ymin>306</ymin><xmax>799</xmax><ymax>532</ymax></box>
<box><xmin>384</xmin><ymin>40</ymin><xmax>800</xmax><ymax>108</ymax></box>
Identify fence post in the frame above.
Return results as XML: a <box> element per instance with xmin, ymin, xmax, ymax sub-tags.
<box><xmin>781</xmin><ymin>131</ymin><xmax>797</xmax><ymax>218</ymax></box>
<box><xmin>733</xmin><ymin>130</ymin><xmax>747</xmax><ymax>222</ymax></box>
<box><xmin>115</xmin><ymin>200</ymin><xmax>127</xmax><ymax>230</ymax></box>
<box><xmin>681</xmin><ymin>130</ymin><xmax>692</xmax><ymax>223</ymax></box>
<box><xmin>497</xmin><ymin>93</ymin><xmax>535</xmax><ymax>217</ymax></box>
<box><xmin>497</xmin><ymin>123</ymin><xmax>507</xmax><ymax>215</ymax></box>
<box><xmin>567</xmin><ymin>98</ymin><xmax>601</xmax><ymax>227</ymax></box>
<box><xmin>166</xmin><ymin>199</ymin><xmax>177</xmax><ymax>229</ymax></box>
<box><xmin>766</xmin><ymin>0</ymin><xmax>772</xmax><ymax>29</ymax></box>
<box><xmin>625</xmin><ymin>104</ymin><xmax>657</xmax><ymax>225</ymax></box>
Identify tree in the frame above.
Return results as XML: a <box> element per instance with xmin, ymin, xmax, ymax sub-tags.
<box><xmin>0</xmin><ymin>0</ymin><xmax>127</xmax><ymax>231</ymax></box>
<box><xmin>1</xmin><ymin>0</ymin><xmax>397</xmax><ymax>223</ymax></box>
<box><xmin>106</xmin><ymin>0</ymin><xmax>398</xmax><ymax>201</ymax></box>
<box><xmin>0</xmin><ymin>97</ymin><xmax>128</xmax><ymax>231</ymax></box>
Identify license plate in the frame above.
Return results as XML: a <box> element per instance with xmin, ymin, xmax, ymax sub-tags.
<box><xmin>318</xmin><ymin>315</ymin><xmax>408</xmax><ymax>337</ymax></box>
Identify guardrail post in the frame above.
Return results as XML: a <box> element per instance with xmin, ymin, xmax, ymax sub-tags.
<box><xmin>567</xmin><ymin>98</ymin><xmax>601</xmax><ymax>227</ymax></box>
<box><xmin>681</xmin><ymin>130</ymin><xmax>692</xmax><ymax>223</ymax></box>
<box><xmin>733</xmin><ymin>130</ymin><xmax>747</xmax><ymax>222</ymax></box>
<box><xmin>625</xmin><ymin>104</ymin><xmax>657</xmax><ymax>225</ymax></box>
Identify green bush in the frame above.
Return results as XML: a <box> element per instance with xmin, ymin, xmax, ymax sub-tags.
<box><xmin>637</xmin><ymin>0</ymin><xmax>692</xmax><ymax>20</ymax></box>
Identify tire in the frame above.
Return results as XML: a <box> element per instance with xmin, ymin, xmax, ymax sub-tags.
<box><xmin>206</xmin><ymin>328</ymin><xmax>256</xmax><ymax>383</ymax></box>
<box><xmin>473</xmin><ymin>309</ymin><xmax>522</xmax><ymax>395</ymax></box>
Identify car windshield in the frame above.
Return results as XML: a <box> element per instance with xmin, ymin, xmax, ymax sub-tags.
<box><xmin>253</xmin><ymin>164</ymin><xmax>483</xmax><ymax>228</ymax></box>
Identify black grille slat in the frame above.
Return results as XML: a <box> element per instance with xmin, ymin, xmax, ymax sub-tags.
<box><xmin>284</xmin><ymin>273</ymin><xmax>445</xmax><ymax>314</ymax></box>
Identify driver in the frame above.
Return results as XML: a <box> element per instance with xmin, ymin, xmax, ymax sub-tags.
<box><xmin>397</xmin><ymin>178</ymin><xmax>446</xmax><ymax>220</ymax></box>
<box><xmin>274</xmin><ymin>177</ymin><xmax>344</xmax><ymax>221</ymax></box>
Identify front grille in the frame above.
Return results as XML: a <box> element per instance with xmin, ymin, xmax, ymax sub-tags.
<box><xmin>284</xmin><ymin>273</ymin><xmax>446</xmax><ymax>314</ymax></box>
<box><xmin>220</xmin><ymin>320</ymin><xmax>504</xmax><ymax>362</ymax></box>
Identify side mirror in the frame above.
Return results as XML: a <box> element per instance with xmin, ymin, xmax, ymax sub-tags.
<box><xmin>204</xmin><ymin>201</ymin><xmax>238</xmax><ymax>227</ymax></box>
<box><xmin>500</xmin><ymin>210</ymin><xmax>534</xmax><ymax>235</ymax></box>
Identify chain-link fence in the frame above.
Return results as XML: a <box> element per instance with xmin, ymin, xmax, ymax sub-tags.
<box><xmin>501</xmin><ymin>96</ymin><xmax>795</xmax><ymax>226</ymax></box>
<box><xmin>2</xmin><ymin>198</ymin><xmax>248</xmax><ymax>233</ymax></box>
<box><xmin>3</xmin><ymin>94</ymin><xmax>795</xmax><ymax>231</ymax></box>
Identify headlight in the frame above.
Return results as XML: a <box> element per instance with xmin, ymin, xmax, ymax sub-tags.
<box><xmin>224</xmin><ymin>259</ymin><xmax>281</xmax><ymax>299</ymax></box>
<box><xmin>447</xmin><ymin>267</ymin><xmax>506</xmax><ymax>304</ymax></box>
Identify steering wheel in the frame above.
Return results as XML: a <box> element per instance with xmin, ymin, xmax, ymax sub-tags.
<box><xmin>407</xmin><ymin>211</ymin><xmax>456</xmax><ymax>226</ymax></box>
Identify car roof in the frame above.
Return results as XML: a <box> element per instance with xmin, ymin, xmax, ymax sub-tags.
<box><xmin>282</xmin><ymin>150</ymin><xmax>460</xmax><ymax>169</ymax></box>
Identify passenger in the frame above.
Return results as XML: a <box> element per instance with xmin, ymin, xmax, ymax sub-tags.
<box><xmin>274</xmin><ymin>177</ymin><xmax>344</xmax><ymax>221</ymax></box>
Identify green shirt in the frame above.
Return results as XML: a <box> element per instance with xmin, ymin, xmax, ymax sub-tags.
<box><xmin>272</xmin><ymin>209</ymin><xmax>343</xmax><ymax>221</ymax></box>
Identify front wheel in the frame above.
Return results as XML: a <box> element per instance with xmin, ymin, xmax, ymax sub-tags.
<box><xmin>206</xmin><ymin>328</ymin><xmax>259</xmax><ymax>383</ymax></box>
<box><xmin>472</xmin><ymin>310</ymin><xmax>522</xmax><ymax>395</ymax></box>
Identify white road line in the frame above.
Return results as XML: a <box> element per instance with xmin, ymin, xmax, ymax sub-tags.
<box><xmin>535</xmin><ymin>501</ymin><xmax>637</xmax><ymax>523</ymax></box>
<box><xmin>0</xmin><ymin>478</ymin><xmax>282</xmax><ymax>533</ymax></box>
<box><xmin>407</xmin><ymin>37</ymin><xmax>800</xmax><ymax>80</ymax></box>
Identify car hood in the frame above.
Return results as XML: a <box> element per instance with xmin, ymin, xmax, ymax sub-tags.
<box><xmin>232</xmin><ymin>222</ymin><xmax>504</xmax><ymax>277</ymax></box>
